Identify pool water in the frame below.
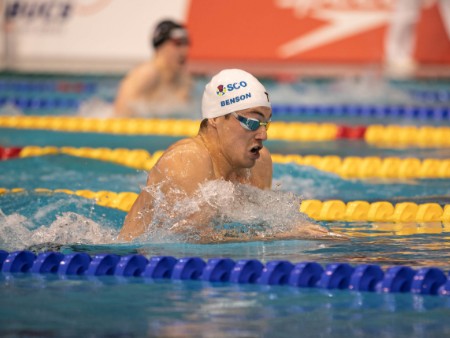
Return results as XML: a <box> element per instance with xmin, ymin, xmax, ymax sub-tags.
<box><xmin>1</xmin><ymin>73</ymin><xmax>450</xmax><ymax>337</ymax></box>
<box><xmin>2</xmin><ymin>275</ymin><xmax>450</xmax><ymax>338</ymax></box>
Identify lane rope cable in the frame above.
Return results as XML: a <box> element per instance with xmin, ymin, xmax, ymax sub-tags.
<box><xmin>1</xmin><ymin>249</ymin><xmax>450</xmax><ymax>297</ymax></box>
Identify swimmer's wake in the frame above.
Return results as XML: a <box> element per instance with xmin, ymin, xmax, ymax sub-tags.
<box><xmin>130</xmin><ymin>180</ymin><xmax>347</xmax><ymax>243</ymax></box>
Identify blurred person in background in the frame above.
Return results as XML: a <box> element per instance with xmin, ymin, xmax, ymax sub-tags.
<box><xmin>114</xmin><ymin>19</ymin><xmax>193</xmax><ymax>117</ymax></box>
<box><xmin>385</xmin><ymin>0</ymin><xmax>450</xmax><ymax>78</ymax></box>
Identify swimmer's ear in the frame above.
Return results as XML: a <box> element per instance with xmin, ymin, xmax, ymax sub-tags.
<box><xmin>209</xmin><ymin>118</ymin><xmax>218</xmax><ymax>128</ymax></box>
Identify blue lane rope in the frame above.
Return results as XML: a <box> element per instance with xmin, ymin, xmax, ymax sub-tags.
<box><xmin>271</xmin><ymin>104</ymin><xmax>449</xmax><ymax>120</ymax></box>
<box><xmin>0</xmin><ymin>95</ymin><xmax>449</xmax><ymax>120</ymax></box>
<box><xmin>0</xmin><ymin>97</ymin><xmax>80</xmax><ymax>111</ymax></box>
<box><xmin>1</xmin><ymin>80</ymin><xmax>449</xmax><ymax>104</ymax></box>
<box><xmin>0</xmin><ymin>80</ymin><xmax>97</xmax><ymax>94</ymax></box>
<box><xmin>1</xmin><ymin>250</ymin><xmax>450</xmax><ymax>296</ymax></box>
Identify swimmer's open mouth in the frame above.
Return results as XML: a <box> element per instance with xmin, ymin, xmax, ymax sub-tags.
<box><xmin>250</xmin><ymin>145</ymin><xmax>262</xmax><ymax>154</ymax></box>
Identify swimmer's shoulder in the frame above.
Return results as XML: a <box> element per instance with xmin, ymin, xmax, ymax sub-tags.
<box><xmin>115</xmin><ymin>62</ymin><xmax>158</xmax><ymax>116</ymax></box>
<box><xmin>251</xmin><ymin>147</ymin><xmax>272</xmax><ymax>189</ymax></box>
<box><xmin>122</xmin><ymin>61</ymin><xmax>159</xmax><ymax>91</ymax></box>
<box><xmin>165</xmin><ymin>136</ymin><xmax>209</xmax><ymax>156</ymax></box>
<box><xmin>155</xmin><ymin>137</ymin><xmax>214</xmax><ymax>177</ymax></box>
<box><xmin>260</xmin><ymin>147</ymin><xmax>272</xmax><ymax>163</ymax></box>
<box><xmin>128</xmin><ymin>60</ymin><xmax>157</xmax><ymax>77</ymax></box>
<box><xmin>254</xmin><ymin>146</ymin><xmax>272</xmax><ymax>170</ymax></box>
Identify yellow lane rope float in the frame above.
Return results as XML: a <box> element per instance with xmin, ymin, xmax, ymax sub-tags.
<box><xmin>365</xmin><ymin>124</ymin><xmax>450</xmax><ymax>147</ymax></box>
<box><xmin>17</xmin><ymin>145</ymin><xmax>450</xmax><ymax>179</ymax></box>
<box><xmin>2</xmin><ymin>115</ymin><xmax>450</xmax><ymax>146</ymax></box>
<box><xmin>1</xmin><ymin>188</ymin><xmax>450</xmax><ymax>223</ymax></box>
<box><xmin>0</xmin><ymin>116</ymin><xmax>338</xmax><ymax>141</ymax></box>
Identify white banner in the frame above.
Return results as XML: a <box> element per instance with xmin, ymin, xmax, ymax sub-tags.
<box><xmin>3</xmin><ymin>0</ymin><xmax>190</xmax><ymax>73</ymax></box>
<box><xmin>0</xmin><ymin>1</ymin><xmax>5</xmax><ymax>69</ymax></box>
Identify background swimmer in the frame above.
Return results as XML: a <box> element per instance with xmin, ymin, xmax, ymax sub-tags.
<box><xmin>119</xmin><ymin>69</ymin><xmax>341</xmax><ymax>243</ymax></box>
<box><xmin>114</xmin><ymin>19</ymin><xmax>193</xmax><ymax>117</ymax></box>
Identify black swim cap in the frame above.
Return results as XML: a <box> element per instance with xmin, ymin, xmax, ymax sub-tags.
<box><xmin>152</xmin><ymin>19</ymin><xmax>189</xmax><ymax>49</ymax></box>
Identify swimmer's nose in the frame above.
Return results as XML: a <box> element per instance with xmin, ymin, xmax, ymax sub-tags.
<box><xmin>255</xmin><ymin>125</ymin><xmax>268</xmax><ymax>140</ymax></box>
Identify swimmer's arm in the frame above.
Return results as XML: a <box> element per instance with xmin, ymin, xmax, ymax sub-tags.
<box><xmin>262</xmin><ymin>222</ymin><xmax>347</xmax><ymax>241</ymax></box>
<box><xmin>249</xmin><ymin>149</ymin><xmax>345</xmax><ymax>240</ymax></box>
<box><xmin>176</xmin><ymin>71</ymin><xmax>193</xmax><ymax>102</ymax></box>
<box><xmin>114</xmin><ymin>84</ymin><xmax>134</xmax><ymax>117</ymax></box>
<box><xmin>114</xmin><ymin>65</ymin><xmax>158</xmax><ymax>117</ymax></box>
<box><xmin>157</xmin><ymin>149</ymin><xmax>218</xmax><ymax>232</ymax></box>
<box><xmin>190</xmin><ymin>221</ymin><xmax>347</xmax><ymax>244</ymax></box>
<box><xmin>118</xmin><ymin>188</ymin><xmax>153</xmax><ymax>241</ymax></box>
<box><xmin>206</xmin><ymin>221</ymin><xmax>347</xmax><ymax>243</ymax></box>
<box><xmin>119</xmin><ymin>143</ymin><xmax>215</xmax><ymax>241</ymax></box>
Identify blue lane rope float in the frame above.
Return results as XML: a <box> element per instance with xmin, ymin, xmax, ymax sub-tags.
<box><xmin>0</xmin><ymin>79</ymin><xmax>97</xmax><ymax>94</ymax></box>
<box><xmin>0</xmin><ymin>77</ymin><xmax>449</xmax><ymax>103</ymax></box>
<box><xmin>408</xmin><ymin>88</ymin><xmax>450</xmax><ymax>104</ymax></box>
<box><xmin>1</xmin><ymin>95</ymin><xmax>449</xmax><ymax>120</ymax></box>
<box><xmin>7</xmin><ymin>97</ymin><xmax>80</xmax><ymax>111</ymax></box>
<box><xmin>1</xmin><ymin>250</ymin><xmax>450</xmax><ymax>297</ymax></box>
<box><xmin>271</xmin><ymin>104</ymin><xmax>450</xmax><ymax>120</ymax></box>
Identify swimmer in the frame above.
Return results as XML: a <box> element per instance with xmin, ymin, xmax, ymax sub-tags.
<box><xmin>119</xmin><ymin>69</ymin><xmax>342</xmax><ymax>243</ymax></box>
<box><xmin>114</xmin><ymin>19</ymin><xmax>192</xmax><ymax>117</ymax></box>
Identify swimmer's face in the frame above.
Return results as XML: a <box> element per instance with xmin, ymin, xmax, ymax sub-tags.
<box><xmin>165</xmin><ymin>39</ymin><xmax>189</xmax><ymax>70</ymax></box>
<box><xmin>216</xmin><ymin>106</ymin><xmax>272</xmax><ymax>169</ymax></box>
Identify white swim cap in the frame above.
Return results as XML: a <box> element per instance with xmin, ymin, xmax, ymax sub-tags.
<box><xmin>201</xmin><ymin>69</ymin><xmax>271</xmax><ymax>119</ymax></box>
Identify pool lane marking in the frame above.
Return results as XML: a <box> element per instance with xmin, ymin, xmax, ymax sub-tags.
<box><xmin>13</xmin><ymin>145</ymin><xmax>450</xmax><ymax>179</ymax></box>
<box><xmin>1</xmin><ymin>249</ymin><xmax>449</xmax><ymax>296</ymax></box>
<box><xmin>1</xmin><ymin>115</ymin><xmax>450</xmax><ymax>145</ymax></box>
<box><xmin>0</xmin><ymin>116</ymin><xmax>337</xmax><ymax>141</ymax></box>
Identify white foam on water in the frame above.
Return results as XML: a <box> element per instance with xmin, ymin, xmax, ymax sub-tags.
<box><xmin>0</xmin><ymin>103</ymin><xmax>23</xmax><ymax>116</ymax></box>
<box><xmin>136</xmin><ymin>179</ymin><xmax>315</xmax><ymax>243</ymax></box>
<box><xmin>268</xmin><ymin>74</ymin><xmax>413</xmax><ymax>106</ymax></box>
<box><xmin>77</xmin><ymin>98</ymin><xmax>115</xmax><ymax>118</ymax></box>
<box><xmin>199</xmin><ymin>180</ymin><xmax>304</xmax><ymax>228</ymax></box>
<box><xmin>32</xmin><ymin>212</ymin><xmax>118</xmax><ymax>246</ymax></box>
<box><xmin>273</xmin><ymin>173</ymin><xmax>340</xmax><ymax>200</ymax></box>
<box><xmin>33</xmin><ymin>197</ymin><xmax>76</xmax><ymax>222</ymax></box>
<box><xmin>0</xmin><ymin>209</ymin><xmax>34</xmax><ymax>250</ymax></box>
<box><xmin>0</xmin><ymin>209</ymin><xmax>118</xmax><ymax>251</ymax></box>
<box><xmin>0</xmin><ymin>180</ymin><xmax>333</xmax><ymax>250</ymax></box>
<box><xmin>76</xmin><ymin>96</ymin><xmax>202</xmax><ymax>119</ymax></box>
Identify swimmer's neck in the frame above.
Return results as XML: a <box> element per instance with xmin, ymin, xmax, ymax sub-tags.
<box><xmin>196</xmin><ymin>132</ymin><xmax>250</xmax><ymax>183</ymax></box>
<box><xmin>152</xmin><ymin>53</ymin><xmax>182</xmax><ymax>80</ymax></box>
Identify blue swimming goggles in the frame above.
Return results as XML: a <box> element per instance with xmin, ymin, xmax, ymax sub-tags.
<box><xmin>231</xmin><ymin>112</ymin><xmax>271</xmax><ymax>131</ymax></box>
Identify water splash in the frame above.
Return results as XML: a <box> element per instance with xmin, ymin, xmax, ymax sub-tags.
<box><xmin>76</xmin><ymin>96</ymin><xmax>202</xmax><ymax>119</ymax></box>
<box><xmin>135</xmin><ymin>179</ymin><xmax>313</xmax><ymax>243</ymax></box>
<box><xmin>0</xmin><ymin>103</ymin><xmax>23</xmax><ymax>116</ymax></box>
<box><xmin>0</xmin><ymin>179</ymin><xmax>332</xmax><ymax>250</ymax></box>
<box><xmin>267</xmin><ymin>72</ymin><xmax>415</xmax><ymax>106</ymax></box>
<box><xmin>78</xmin><ymin>98</ymin><xmax>114</xmax><ymax>118</ymax></box>
<box><xmin>0</xmin><ymin>210</ymin><xmax>118</xmax><ymax>251</ymax></box>
<box><xmin>32</xmin><ymin>212</ymin><xmax>118</xmax><ymax>245</ymax></box>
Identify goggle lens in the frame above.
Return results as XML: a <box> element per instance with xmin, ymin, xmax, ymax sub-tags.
<box><xmin>233</xmin><ymin>113</ymin><xmax>270</xmax><ymax>131</ymax></box>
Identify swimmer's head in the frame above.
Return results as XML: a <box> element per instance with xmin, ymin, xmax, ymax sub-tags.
<box><xmin>202</xmin><ymin>69</ymin><xmax>271</xmax><ymax>119</ymax></box>
<box><xmin>152</xmin><ymin>19</ymin><xmax>190</xmax><ymax>49</ymax></box>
